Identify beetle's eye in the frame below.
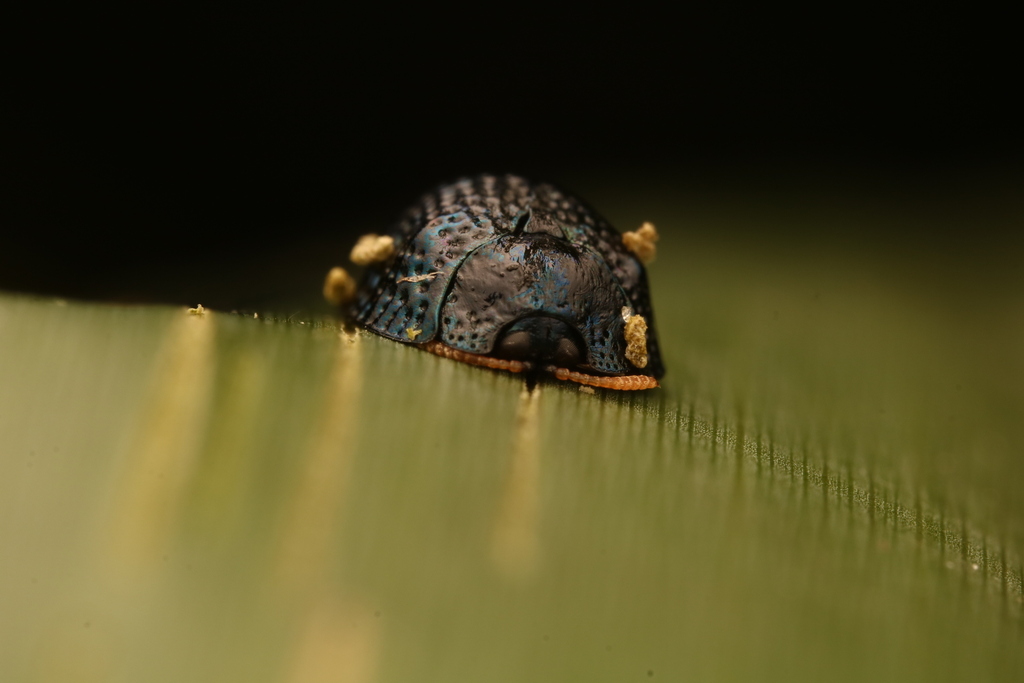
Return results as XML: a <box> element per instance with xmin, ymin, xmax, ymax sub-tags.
<box><xmin>554</xmin><ymin>337</ymin><xmax>581</xmax><ymax>368</ymax></box>
<box><xmin>496</xmin><ymin>330</ymin><xmax>532</xmax><ymax>359</ymax></box>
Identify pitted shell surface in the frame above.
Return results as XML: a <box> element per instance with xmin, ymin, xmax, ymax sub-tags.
<box><xmin>352</xmin><ymin>174</ymin><xmax>664</xmax><ymax>379</ymax></box>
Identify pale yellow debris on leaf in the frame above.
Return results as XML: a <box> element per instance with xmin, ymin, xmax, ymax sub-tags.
<box><xmin>323</xmin><ymin>267</ymin><xmax>357</xmax><ymax>306</ymax></box>
<box><xmin>491</xmin><ymin>386</ymin><xmax>542</xmax><ymax>581</ymax></box>
<box><xmin>285</xmin><ymin>596</ymin><xmax>380</xmax><ymax>683</ymax></box>
<box><xmin>187</xmin><ymin>304</ymin><xmax>207</xmax><ymax>317</ymax></box>
<box><xmin>624</xmin><ymin>313</ymin><xmax>649</xmax><ymax>369</ymax></box>
<box><xmin>349</xmin><ymin>233</ymin><xmax>395</xmax><ymax>266</ymax></box>
<box><xmin>274</xmin><ymin>332</ymin><xmax>362</xmax><ymax>595</ymax></box>
<box><xmin>104</xmin><ymin>310</ymin><xmax>215</xmax><ymax>576</ymax></box>
<box><xmin>578</xmin><ymin>385</ymin><xmax>596</xmax><ymax>395</ymax></box>
<box><xmin>406</xmin><ymin>327</ymin><xmax>422</xmax><ymax>340</ymax></box>
<box><xmin>622</xmin><ymin>221</ymin><xmax>659</xmax><ymax>264</ymax></box>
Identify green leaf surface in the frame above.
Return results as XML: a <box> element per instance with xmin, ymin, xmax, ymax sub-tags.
<box><xmin>2</xmin><ymin>188</ymin><xmax>1023</xmax><ymax>681</ymax></box>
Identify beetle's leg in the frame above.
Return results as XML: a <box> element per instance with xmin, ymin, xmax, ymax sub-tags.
<box><xmin>546</xmin><ymin>366</ymin><xmax>659</xmax><ymax>391</ymax></box>
<box><xmin>422</xmin><ymin>341</ymin><xmax>530</xmax><ymax>374</ymax></box>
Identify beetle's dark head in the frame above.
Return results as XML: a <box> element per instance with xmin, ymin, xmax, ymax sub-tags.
<box><xmin>493</xmin><ymin>315</ymin><xmax>585</xmax><ymax>369</ymax></box>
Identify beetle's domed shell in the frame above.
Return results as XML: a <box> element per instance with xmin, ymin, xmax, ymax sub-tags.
<box><xmin>352</xmin><ymin>174</ymin><xmax>664</xmax><ymax>379</ymax></box>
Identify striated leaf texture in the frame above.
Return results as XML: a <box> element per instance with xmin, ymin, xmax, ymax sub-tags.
<box><xmin>1</xmin><ymin>186</ymin><xmax>1023</xmax><ymax>682</ymax></box>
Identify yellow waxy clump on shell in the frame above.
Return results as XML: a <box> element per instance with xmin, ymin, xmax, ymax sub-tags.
<box><xmin>350</xmin><ymin>234</ymin><xmax>396</xmax><ymax>266</ymax></box>
<box><xmin>323</xmin><ymin>267</ymin><xmax>357</xmax><ymax>306</ymax></box>
<box><xmin>622</xmin><ymin>222</ymin><xmax>659</xmax><ymax>265</ymax></box>
<box><xmin>624</xmin><ymin>313</ymin><xmax>649</xmax><ymax>369</ymax></box>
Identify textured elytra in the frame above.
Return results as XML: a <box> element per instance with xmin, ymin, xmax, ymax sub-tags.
<box><xmin>352</xmin><ymin>174</ymin><xmax>664</xmax><ymax>379</ymax></box>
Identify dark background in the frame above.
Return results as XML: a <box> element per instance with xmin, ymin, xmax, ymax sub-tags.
<box><xmin>2</xmin><ymin>8</ymin><xmax>1020</xmax><ymax>309</ymax></box>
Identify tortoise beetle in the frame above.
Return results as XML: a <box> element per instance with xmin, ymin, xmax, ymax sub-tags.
<box><xmin>330</xmin><ymin>174</ymin><xmax>664</xmax><ymax>390</ymax></box>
